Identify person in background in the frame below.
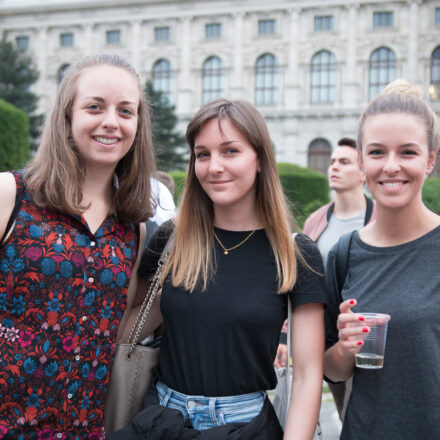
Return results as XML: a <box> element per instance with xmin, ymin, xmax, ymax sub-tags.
<box><xmin>0</xmin><ymin>54</ymin><xmax>156</xmax><ymax>438</ymax></box>
<box><xmin>325</xmin><ymin>79</ymin><xmax>440</xmax><ymax>439</ymax></box>
<box><xmin>111</xmin><ymin>99</ymin><xmax>326</xmax><ymax>439</ymax></box>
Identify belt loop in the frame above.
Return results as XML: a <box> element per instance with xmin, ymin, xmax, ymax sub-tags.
<box><xmin>157</xmin><ymin>381</ymin><xmax>172</xmax><ymax>406</ymax></box>
<box><xmin>209</xmin><ymin>397</ymin><xmax>217</xmax><ymax>423</ymax></box>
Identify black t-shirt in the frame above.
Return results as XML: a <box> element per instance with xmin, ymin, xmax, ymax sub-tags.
<box><xmin>139</xmin><ymin>222</ymin><xmax>327</xmax><ymax>397</ymax></box>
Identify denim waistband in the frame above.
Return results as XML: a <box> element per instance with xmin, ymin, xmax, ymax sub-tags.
<box><xmin>156</xmin><ymin>380</ymin><xmax>266</xmax><ymax>410</ymax></box>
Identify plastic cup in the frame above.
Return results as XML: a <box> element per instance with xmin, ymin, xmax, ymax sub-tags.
<box><xmin>354</xmin><ymin>313</ymin><xmax>390</xmax><ymax>369</ymax></box>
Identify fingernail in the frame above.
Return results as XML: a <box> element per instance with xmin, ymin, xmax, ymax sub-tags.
<box><xmin>359</xmin><ymin>316</ymin><xmax>365</xmax><ymax>321</ymax></box>
<box><xmin>357</xmin><ymin>341</ymin><xmax>363</xmax><ymax>346</ymax></box>
<box><xmin>350</xmin><ymin>300</ymin><xmax>355</xmax><ymax>305</ymax></box>
<box><xmin>362</xmin><ymin>327</ymin><xmax>369</xmax><ymax>333</ymax></box>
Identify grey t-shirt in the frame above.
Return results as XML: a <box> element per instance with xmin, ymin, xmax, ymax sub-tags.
<box><xmin>325</xmin><ymin>227</ymin><xmax>440</xmax><ymax>439</ymax></box>
<box><xmin>316</xmin><ymin>210</ymin><xmax>365</xmax><ymax>266</ymax></box>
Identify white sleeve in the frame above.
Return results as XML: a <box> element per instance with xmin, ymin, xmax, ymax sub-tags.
<box><xmin>149</xmin><ymin>179</ymin><xmax>176</xmax><ymax>225</ymax></box>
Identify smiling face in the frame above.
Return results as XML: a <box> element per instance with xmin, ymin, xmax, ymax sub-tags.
<box><xmin>328</xmin><ymin>145</ymin><xmax>365</xmax><ymax>193</ymax></box>
<box><xmin>194</xmin><ymin>117</ymin><xmax>260</xmax><ymax>217</ymax></box>
<box><xmin>70</xmin><ymin>65</ymin><xmax>140</xmax><ymax>172</ymax></box>
<box><xmin>361</xmin><ymin>113</ymin><xmax>437</xmax><ymax>210</ymax></box>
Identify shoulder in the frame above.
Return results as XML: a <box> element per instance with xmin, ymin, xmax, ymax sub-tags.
<box><xmin>294</xmin><ymin>233</ymin><xmax>324</xmax><ymax>269</ymax></box>
<box><xmin>0</xmin><ymin>172</ymin><xmax>18</xmax><ymax>234</ymax></box>
<box><xmin>303</xmin><ymin>203</ymin><xmax>332</xmax><ymax>232</ymax></box>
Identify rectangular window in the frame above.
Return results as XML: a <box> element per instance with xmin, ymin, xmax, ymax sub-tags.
<box><xmin>155</xmin><ymin>26</ymin><xmax>170</xmax><ymax>42</ymax></box>
<box><xmin>373</xmin><ymin>11</ymin><xmax>394</xmax><ymax>28</ymax></box>
<box><xmin>314</xmin><ymin>15</ymin><xmax>334</xmax><ymax>32</ymax></box>
<box><xmin>60</xmin><ymin>33</ymin><xmax>74</xmax><ymax>47</ymax></box>
<box><xmin>258</xmin><ymin>19</ymin><xmax>276</xmax><ymax>35</ymax></box>
<box><xmin>435</xmin><ymin>8</ymin><xmax>440</xmax><ymax>24</ymax></box>
<box><xmin>16</xmin><ymin>36</ymin><xmax>29</xmax><ymax>51</ymax></box>
<box><xmin>205</xmin><ymin>23</ymin><xmax>222</xmax><ymax>39</ymax></box>
<box><xmin>106</xmin><ymin>30</ymin><xmax>121</xmax><ymax>45</ymax></box>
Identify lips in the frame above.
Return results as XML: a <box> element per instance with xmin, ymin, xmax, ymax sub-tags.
<box><xmin>379</xmin><ymin>180</ymin><xmax>408</xmax><ymax>190</ymax></box>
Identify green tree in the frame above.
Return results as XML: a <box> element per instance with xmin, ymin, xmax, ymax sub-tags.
<box><xmin>0</xmin><ymin>37</ymin><xmax>41</xmax><ymax>147</ymax></box>
<box><xmin>145</xmin><ymin>80</ymin><xmax>187</xmax><ymax>171</ymax></box>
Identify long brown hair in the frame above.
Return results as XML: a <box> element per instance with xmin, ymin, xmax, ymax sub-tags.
<box><xmin>164</xmin><ymin>99</ymin><xmax>300</xmax><ymax>293</ymax></box>
<box><xmin>25</xmin><ymin>54</ymin><xmax>156</xmax><ymax>224</ymax></box>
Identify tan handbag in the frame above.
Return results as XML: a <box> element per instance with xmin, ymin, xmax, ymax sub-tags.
<box><xmin>104</xmin><ymin>234</ymin><xmax>174</xmax><ymax>433</ymax></box>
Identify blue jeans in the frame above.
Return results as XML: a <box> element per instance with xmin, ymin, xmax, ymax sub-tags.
<box><xmin>155</xmin><ymin>380</ymin><xmax>266</xmax><ymax>430</ymax></box>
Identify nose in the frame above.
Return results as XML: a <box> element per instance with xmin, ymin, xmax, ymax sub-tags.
<box><xmin>208</xmin><ymin>154</ymin><xmax>224</xmax><ymax>174</ymax></box>
<box><xmin>383</xmin><ymin>152</ymin><xmax>401</xmax><ymax>174</ymax></box>
<box><xmin>102</xmin><ymin>109</ymin><xmax>118</xmax><ymax>129</ymax></box>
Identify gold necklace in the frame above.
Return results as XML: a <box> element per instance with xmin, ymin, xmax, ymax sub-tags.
<box><xmin>213</xmin><ymin>230</ymin><xmax>256</xmax><ymax>255</ymax></box>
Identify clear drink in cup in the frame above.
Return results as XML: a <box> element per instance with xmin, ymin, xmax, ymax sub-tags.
<box><xmin>354</xmin><ymin>313</ymin><xmax>390</xmax><ymax>369</ymax></box>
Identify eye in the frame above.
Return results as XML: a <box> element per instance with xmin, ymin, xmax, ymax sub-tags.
<box><xmin>120</xmin><ymin>108</ymin><xmax>135</xmax><ymax>117</ymax></box>
<box><xmin>402</xmin><ymin>149</ymin><xmax>418</xmax><ymax>156</ymax></box>
<box><xmin>86</xmin><ymin>104</ymin><xmax>101</xmax><ymax>111</ymax></box>
<box><xmin>195</xmin><ymin>151</ymin><xmax>209</xmax><ymax>160</ymax></box>
<box><xmin>225</xmin><ymin>147</ymin><xmax>239</xmax><ymax>155</ymax></box>
<box><xmin>367</xmin><ymin>149</ymin><xmax>383</xmax><ymax>156</ymax></box>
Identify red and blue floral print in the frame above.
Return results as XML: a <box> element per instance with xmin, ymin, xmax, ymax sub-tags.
<box><xmin>0</xmin><ymin>172</ymin><xmax>138</xmax><ymax>439</ymax></box>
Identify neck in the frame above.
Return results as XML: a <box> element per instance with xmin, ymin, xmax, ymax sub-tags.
<box><xmin>82</xmin><ymin>168</ymin><xmax>114</xmax><ymax>207</ymax></box>
<box><xmin>333</xmin><ymin>186</ymin><xmax>366</xmax><ymax>219</ymax></box>
<box><xmin>362</xmin><ymin>199</ymin><xmax>440</xmax><ymax>246</ymax></box>
<box><xmin>213</xmin><ymin>204</ymin><xmax>261</xmax><ymax>231</ymax></box>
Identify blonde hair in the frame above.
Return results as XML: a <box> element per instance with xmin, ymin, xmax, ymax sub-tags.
<box><xmin>163</xmin><ymin>99</ymin><xmax>299</xmax><ymax>293</ymax></box>
<box><xmin>25</xmin><ymin>54</ymin><xmax>156</xmax><ymax>224</ymax></box>
<box><xmin>358</xmin><ymin>79</ymin><xmax>440</xmax><ymax>152</ymax></box>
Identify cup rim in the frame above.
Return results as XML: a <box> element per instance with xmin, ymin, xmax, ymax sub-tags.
<box><xmin>356</xmin><ymin>312</ymin><xmax>390</xmax><ymax>319</ymax></box>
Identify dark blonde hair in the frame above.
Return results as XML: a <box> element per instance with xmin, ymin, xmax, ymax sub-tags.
<box><xmin>164</xmin><ymin>99</ymin><xmax>299</xmax><ymax>293</ymax></box>
<box><xmin>25</xmin><ymin>54</ymin><xmax>156</xmax><ymax>224</ymax></box>
<box><xmin>358</xmin><ymin>79</ymin><xmax>440</xmax><ymax>153</ymax></box>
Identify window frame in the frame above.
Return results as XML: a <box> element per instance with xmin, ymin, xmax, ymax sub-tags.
<box><xmin>155</xmin><ymin>26</ymin><xmax>171</xmax><ymax>42</ymax></box>
<box><xmin>310</xmin><ymin>50</ymin><xmax>337</xmax><ymax>104</ymax></box>
<box><xmin>60</xmin><ymin>32</ymin><xmax>74</xmax><ymax>48</ymax></box>
<box><xmin>373</xmin><ymin>11</ymin><xmax>394</xmax><ymax>28</ymax></box>
<box><xmin>106</xmin><ymin>29</ymin><xmax>121</xmax><ymax>45</ymax></box>
<box><xmin>201</xmin><ymin>56</ymin><xmax>224</xmax><ymax>105</ymax></box>
<box><xmin>255</xmin><ymin>53</ymin><xmax>278</xmax><ymax>106</ymax></box>
<box><xmin>205</xmin><ymin>23</ymin><xmax>222</xmax><ymax>39</ymax></box>
<box><xmin>16</xmin><ymin>36</ymin><xmax>29</xmax><ymax>51</ymax></box>
<box><xmin>152</xmin><ymin>59</ymin><xmax>173</xmax><ymax>103</ymax></box>
<box><xmin>258</xmin><ymin>19</ymin><xmax>276</xmax><ymax>36</ymax></box>
<box><xmin>314</xmin><ymin>15</ymin><xmax>334</xmax><ymax>32</ymax></box>
<box><xmin>368</xmin><ymin>46</ymin><xmax>396</xmax><ymax>100</ymax></box>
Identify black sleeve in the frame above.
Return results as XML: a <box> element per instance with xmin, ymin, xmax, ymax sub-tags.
<box><xmin>138</xmin><ymin>220</ymin><xmax>174</xmax><ymax>280</ymax></box>
<box><xmin>290</xmin><ymin>233</ymin><xmax>328</xmax><ymax>310</ymax></box>
<box><xmin>324</xmin><ymin>245</ymin><xmax>342</xmax><ymax>351</ymax></box>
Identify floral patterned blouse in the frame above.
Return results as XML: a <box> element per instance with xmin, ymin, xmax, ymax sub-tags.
<box><xmin>0</xmin><ymin>172</ymin><xmax>139</xmax><ymax>439</ymax></box>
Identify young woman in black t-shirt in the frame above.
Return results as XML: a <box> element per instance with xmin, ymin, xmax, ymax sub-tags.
<box><xmin>113</xmin><ymin>99</ymin><xmax>326</xmax><ymax>439</ymax></box>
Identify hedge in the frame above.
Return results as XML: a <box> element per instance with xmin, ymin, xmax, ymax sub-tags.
<box><xmin>422</xmin><ymin>177</ymin><xmax>440</xmax><ymax>214</ymax></box>
<box><xmin>0</xmin><ymin>99</ymin><xmax>30</xmax><ymax>171</ymax></box>
<box><xmin>170</xmin><ymin>163</ymin><xmax>329</xmax><ymax>227</ymax></box>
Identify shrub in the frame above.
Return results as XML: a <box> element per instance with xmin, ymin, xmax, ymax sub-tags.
<box><xmin>422</xmin><ymin>177</ymin><xmax>440</xmax><ymax>214</ymax></box>
<box><xmin>0</xmin><ymin>99</ymin><xmax>30</xmax><ymax>171</ymax></box>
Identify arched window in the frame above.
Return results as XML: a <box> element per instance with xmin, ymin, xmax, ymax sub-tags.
<box><xmin>369</xmin><ymin>47</ymin><xmax>396</xmax><ymax>99</ymax></box>
<box><xmin>57</xmin><ymin>64</ymin><xmax>70</xmax><ymax>84</ymax></box>
<box><xmin>310</xmin><ymin>50</ymin><xmax>336</xmax><ymax>103</ymax></box>
<box><xmin>153</xmin><ymin>59</ymin><xmax>173</xmax><ymax>103</ymax></box>
<box><xmin>308</xmin><ymin>138</ymin><xmax>331</xmax><ymax>175</ymax></box>
<box><xmin>430</xmin><ymin>46</ymin><xmax>440</xmax><ymax>101</ymax></box>
<box><xmin>255</xmin><ymin>53</ymin><xmax>278</xmax><ymax>105</ymax></box>
<box><xmin>202</xmin><ymin>56</ymin><xmax>224</xmax><ymax>104</ymax></box>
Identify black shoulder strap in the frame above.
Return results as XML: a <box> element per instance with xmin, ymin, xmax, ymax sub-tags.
<box><xmin>364</xmin><ymin>196</ymin><xmax>373</xmax><ymax>226</ymax></box>
<box><xmin>1</xmin><ymin>178</ymin><xmax>25</xmax><ymax>246</ymax></box>
<box><xmin>335</xmin><ymin>230</ymin><xmax>355</xmax><ymax>295</ymax></box>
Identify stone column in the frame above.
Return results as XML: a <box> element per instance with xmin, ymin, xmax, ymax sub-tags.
<box><xmin>177</xmin><ymin>16</ymin><xmax>192</xmax><ymax>113</ymax></box>
<box><xmin>131</xmin><ymin>19</ymin><xmax>141</xmax><ymax>71</ymax></box>
<box><xmin>285</xmin><ymin>8</ymin><xmax>300</xmax><ymax>110</ymax></box>
<box><xmin>343</xmin><ymin>4</ymin><xmax>358</xmax><ymax>107</ymax></box>
<box><xmin>37</xmin><ymin>26</ymin><xmax>49</xmax><ymax>113</ymax></box>
<box><xmin>230</xmin><ymin>12</ymin><xmax>244</xmax><ymax>99</ymax></box>
<box><xmin>408</xmin><ymin>0</ymin><xmax>419</xmax><ymax>82</ymax></box>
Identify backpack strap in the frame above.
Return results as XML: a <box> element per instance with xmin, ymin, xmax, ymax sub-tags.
<box><xmin>364</xmin><ymin>196</ymin><xmax>373</xmax><ymax>226</ymax></box>
<box><xmin>1</xmin><ymin>176</ymin><xmax>25</xmax><ymax>246</ymax></box>
<box><xmin>335</xmin><ymin>230</ymin><xmax>355</xmax><ymax>296</ymax></box>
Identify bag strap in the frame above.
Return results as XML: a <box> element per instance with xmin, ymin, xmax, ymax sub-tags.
<box><xmin>125</xmin><ymin>232</ymin><xmax>174</xmax><ymax>358</ymax></box>
<box><xmin>335</xmin><ymin>230</ymin><xmax>355</xmax><ymax>297</ymax></box>
<box><xmin>363</xmin><ymin>196</ymin><xmax>373</xmax><ymax>226</ymax></box>
<box><xmin>1</xmin><ymin>176</ymin><xmax>25</xmax><ymax>246</ymax></box>
<box><xmin>286</xmin><ymin>233</ymin><xmax>298</xmax><ymax>377</ymax></box>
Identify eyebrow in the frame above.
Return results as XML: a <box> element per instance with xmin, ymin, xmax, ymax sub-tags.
<box><xmin>82</xmin><ymin>96</ymin><xmax>137</xmax><ymax>106</ymax></box>
<box><xmin>194</xmin><ymin>140</ymin><xmax>239</xmax><ymax>150</ymax></box>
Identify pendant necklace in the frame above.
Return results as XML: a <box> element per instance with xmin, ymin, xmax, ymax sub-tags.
<box><xmin>213</xmin><ymin>229</ymin><xmax>256</xmax><ymax>255</ymax></box>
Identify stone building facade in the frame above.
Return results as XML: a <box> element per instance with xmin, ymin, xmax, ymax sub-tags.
<box><xmin>1</xmin><ymin>0</ymin><xmax>439</xmax><ymax>172</ymax></box>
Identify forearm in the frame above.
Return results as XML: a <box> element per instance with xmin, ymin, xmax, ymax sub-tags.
<box><xmin>324</xmin><ymin>341</ymin><xmax>355</xmax><ymax>382</ymax></box>
<box><xmin>283</xmin><ymin>368</ymin><xmax>322</xmax><ymax>440</ymax></box>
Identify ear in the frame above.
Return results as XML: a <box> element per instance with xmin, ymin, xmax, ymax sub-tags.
<box><xmin>426</xmin><ymin>148</ymin><xmax>438</xmax><ymax>176</ymax></box>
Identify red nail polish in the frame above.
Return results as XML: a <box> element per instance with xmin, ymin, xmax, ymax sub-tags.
<box><xmin>350</xmin><ymin>300</ymin><xmax>355</xmax><ymax>305</ymax></box>
<box><xmin>362</xmin><ymin>327</ymin><xmax>369</xmax><ymax>333</ymax></box>
<box><xmin>359</xmin><ymin>316</ymin><xmax>365</xmax><ymax>321</ymax></box>
<box><xmin>357</xmin><ymin>341</ymin><xmax>363</xmax><ymax>346</ymax></box>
